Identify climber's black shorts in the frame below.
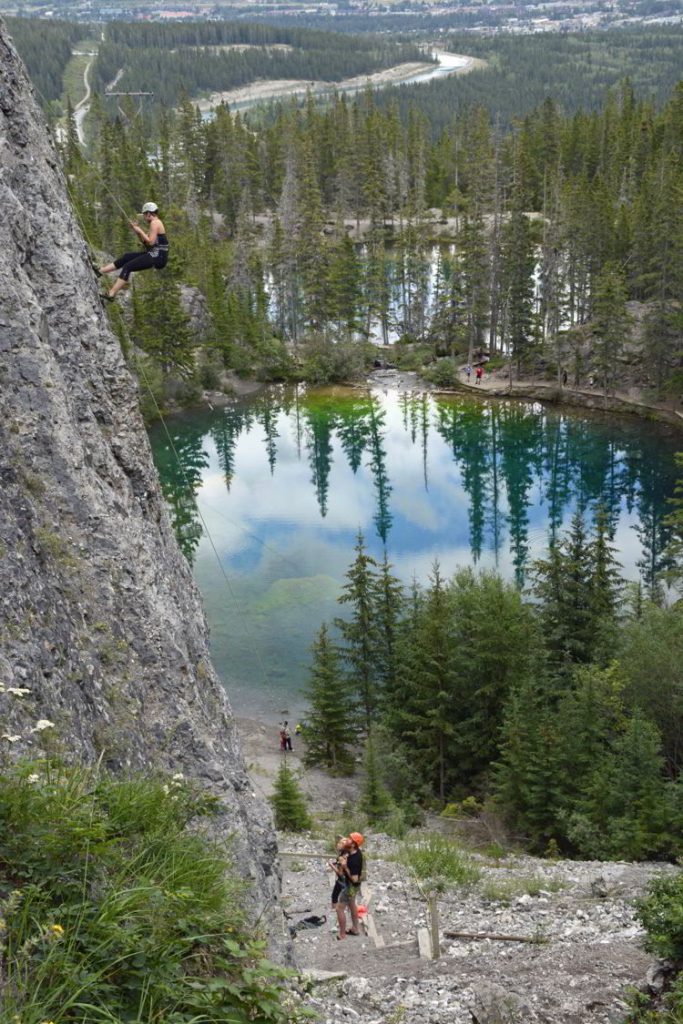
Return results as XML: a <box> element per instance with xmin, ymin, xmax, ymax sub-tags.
<box><xmin>115</xmin><ymin>249</ymin><xmax>168</xmax><ymax>281</ymax></box>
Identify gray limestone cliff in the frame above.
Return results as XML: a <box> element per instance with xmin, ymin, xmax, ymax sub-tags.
<box><xmin>0</xmin><ymin>20</ymin><xmax>285</xmax><ymax>950</ymax></box>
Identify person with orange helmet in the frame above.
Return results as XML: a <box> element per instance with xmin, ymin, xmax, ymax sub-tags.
<box><xmin>329</xmin><ymin>832</ymin><xmax>364</xmax><ymax>939</ymax></box>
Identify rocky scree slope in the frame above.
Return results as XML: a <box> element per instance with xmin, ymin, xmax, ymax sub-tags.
<box><xmin>0</xmin><ymin>18</ymin><xmax>285</xmax><ymax>948</ymax></box>
<box><xmin>282</xmin><ymin>832</ymin><xmax>677</xmax><ymax>1024</ymax></box>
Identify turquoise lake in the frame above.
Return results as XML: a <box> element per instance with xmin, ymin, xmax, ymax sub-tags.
<box><xmin>149</xmin><ymin>386</ymin><xmax>681</xmax><ymax>721</ymax></box>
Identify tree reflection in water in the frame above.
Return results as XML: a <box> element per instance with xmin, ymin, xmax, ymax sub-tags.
<box><xmin>148</xmin><ymin>388</ymin><xmax>679</xmax><ymax>714</ymax></box>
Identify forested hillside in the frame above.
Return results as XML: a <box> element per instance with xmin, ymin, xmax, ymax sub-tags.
<box><xmin>90</xmin><ymin>21</ymin><xmax>430</xmax><ymax>106</ymax></box>
<box><xmin>302</xmin><ymin>517</ymin><xmax>683</xmax><ymax>863</ymax></box>
<box><xmin>380</xmin><ymin>27</ymin><xmax>683</xmax><ymax>131</ymax></box>
<box><xmin>5</xmin><ymin>16</ymin><xmax>92</xmax><ymax>102</ymax></box>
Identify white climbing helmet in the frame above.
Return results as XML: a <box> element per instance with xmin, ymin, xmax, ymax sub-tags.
<box><xmin>141</xmin><ymin>201</ymin><xmax>158</xmax><ymax>213</ymax></box>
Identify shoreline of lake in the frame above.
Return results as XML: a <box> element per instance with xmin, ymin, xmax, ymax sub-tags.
<box><xmin>434</xmin><ymin>370</ymin><xmax>683</xmax><ymax>430</ymax></box>
<box><xmin>197</xmin><ymin>365</ymin><xmax>683</xmax><ymax>433</ymax></box>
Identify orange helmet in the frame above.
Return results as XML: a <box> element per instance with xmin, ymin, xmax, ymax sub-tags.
<box><xmin>349</xmin><ymin>831</ymin><xmax>364</xmax><ymax>846</ymax></box>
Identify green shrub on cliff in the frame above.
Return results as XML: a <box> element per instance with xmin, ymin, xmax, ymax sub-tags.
<box><xmin>0</xmin><ymin>762</ymin><xmax>309</xmax><ymax>1024</ymax></box>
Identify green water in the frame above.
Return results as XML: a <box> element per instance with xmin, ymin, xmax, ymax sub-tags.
<box><xmin>149</xmin><ymin>386</ymin><xmax>681</xmax><ymax>720</ymax></box>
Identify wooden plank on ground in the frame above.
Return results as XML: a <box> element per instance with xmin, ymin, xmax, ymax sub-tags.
<box><xmin>364</xmin><ymin>911</ymin><xmax>385</xmax><ymax>949</ymax></box>
<box><xmin>304</xmin><ymin>969</ymin><xmax>347</xmax><ymax>984</ymax></box>
<box><xmin>444</xmin><ymin>930</ymin><xmax>539</xmax><ymax>943</ymax></box>
<box><xmin>417</xmin><ymin>926</ymin><xmax>433</xmax><ymax>960</ymax></box>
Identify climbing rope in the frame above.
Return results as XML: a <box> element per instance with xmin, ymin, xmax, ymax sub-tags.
<box><xmin>121</xmin><ymin>317</ymin><xmax>281</xmax><ymax>700</ymax></box>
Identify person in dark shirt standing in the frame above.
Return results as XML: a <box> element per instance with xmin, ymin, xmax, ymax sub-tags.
<box><xmin>329</xmin><ymin>832</ymin><xmax>364</xmax><ymax>939</ymax></box>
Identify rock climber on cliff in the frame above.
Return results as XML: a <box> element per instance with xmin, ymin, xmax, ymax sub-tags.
<box><xmin>96</xmin><ymin>202</ymin><xmax>169</xmax><ymax>302</ymax></box>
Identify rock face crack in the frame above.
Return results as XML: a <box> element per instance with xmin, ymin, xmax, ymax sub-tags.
<box><xmin>0</xmin><ymin>16</ymin><xmax>286</xmax><ymax>955</ymax></box>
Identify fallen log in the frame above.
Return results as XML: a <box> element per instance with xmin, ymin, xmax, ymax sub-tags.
<box><xmin>444</xmin><ymin>930</ymin><xmax>541</xmax><ymax>943</ymax></box>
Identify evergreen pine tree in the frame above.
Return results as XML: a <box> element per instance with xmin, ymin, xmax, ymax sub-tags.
<box><xmin>302</xmin><ymin>624</ymin><xmax>355</xmax><ymax>775</ymax></box>
<box><xmin>389</xmin><ymin>563</ymin><xmax>457</xmax><ymax>802</ymax></box>
<box><xmin>532</xmin><ymin>511</ymin><xmax>595</xmax><ymax>670</ymax></box>
<box><xmin>373</xmin><ymin>553</ymin><xmax>404</xmax><ymax>706</ymax></box>
<box><xmin>494</xmin><ymin>672</ymin><xmax>564</xmax><ymax>850</ymax></box>
<box><xmin>137</xmin><ymin>267</ymin><xmax>196</xmax><ymax>379</ymax></box>
<box><xmin>663</xmin><ymin>454</ymin><xmax>683</xmax><ymax>594</ymax></box>
<box><xmin>553</xmin><ymin>662</ymin><xmax>627</xmax><ymax>824</ymax></box>
<box><xmin>590</xmin><ymin>260</ymin><xmax>631</xmax><ymax>396</ymax></box>
<box><xmin>588</xmin><ymin>504</ymin><xmax>623</xmax><ymax>659</ymax></box>
<box><xmin>620</xmin><ymin>600</ymin><xmax>683</xmax><ymax>780</ymax></box>
<box><xmin>566</xmin><ymin>715</ymin><xmax>676</xmax><ymax>860</ymax></box>
<box><xmin>501</xmin><ymin>194</ymin><xmax>536</xmax><ymax>371</ymax></box>
<box><xmin>359</xmin><ymin>729</ymin><xmax>394</xmax><ymax>826</ymax></box>
<box><xmin>270</xmin><ymin>761</ymin><xmax>313</xmax><ymax>832</ymax></box>
<box><xmin>448</xmin><ymin>568</ymin><xmax>544</xmax><ymax>791</ymax></box>
<box><xmin>335</xmin><ymin>531</ymin><xmax>380</xmax><ymax>727</ymax></box>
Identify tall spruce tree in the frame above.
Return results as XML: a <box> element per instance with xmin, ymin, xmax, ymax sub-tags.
<box><xmin>553</xmin><ymin>662</ymin><xmax>627</xmax><ymax>825</ymax></box>
<box><xmin>590</xmin><ymin>261</ymin><xmax>631</xmax><ymax>395</ymax></box>
<box><xmin>373</xmin><ymin>552</ymin><xmax>404</xmax><ymax>706</ymax></box>
<box><xmin>566</xmin><ymin>714</ymin><xmax>676</xmax><ymax>860</ymax></box>
<box><xmin>620</xmin><ymin>601</ymin><xmax>683</xmax><ymax>780</ymax></box>
<box><xmin>389</xmin><ymin>564</ymin><xmax>458</xmax><ymax>802</ymax></box>
<box><xmin>494</xmin><ymin>672</ymin><xmax>564</xmax><ymax>850</ymax></box>
<box><xmin>335</xmin><ymin>531</ymin><xmax>380</xmax><ymax>727</ymax></box>
<box><xmin>448</xmin><ymin>568</ymin><xmax>544</xmax><ymax>792</ymax></box>
<box><xmin>302</xmin><ymin>624</ymin><xmax>355</xmax><ymax>775</ymax></box>
<box><xmin>533</xmin><ymin>511</ymin><xmax>597</xmax><ymax>670</ymax></box>
<box><xmin>501</xmin><ymin>195</ymin><xmax>536</xmax><ymax>371</ymax></box>
<box><xmin>359</xmin><ymin>728</ymin><xmax>394</xmax><ymax>826</ymax></box>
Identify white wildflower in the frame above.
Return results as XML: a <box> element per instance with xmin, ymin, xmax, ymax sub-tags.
<box><xmin>1</xmin><ymin>734</ymin><xmax>21</xmax><ymax>743</ymax></box>
<box><xmin>27</xmin><ymin>773</ymin><xmax>40</xmax><ymax>784</ymax></box>
<box><xmin>7</xmin><ymin>687</ymin><xmax>31</xmax><ymax>697</ymax></box>
<box><xmin>30</xmin><ymin>720</ymin><xmax>55</xmax><ymax>733</ymax></box>
<box><xmin>172</xmin><ymin>772</ymin><xmax>184</xmax><ymax>782</ymax></box>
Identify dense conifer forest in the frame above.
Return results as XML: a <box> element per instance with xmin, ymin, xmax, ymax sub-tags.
<box><xmin>92</xmin><ymin>22</ymin><xmax>430</xmax><ymax>106</ymax></box>
<box><xmin>58</xmin><ymin>69</ymin><xmax>683</xmax><ymax>407</ymax></box>
<box><xmin>302</xmin><ymin>512</ymin><xmax>683</xmax><ymax>864</ymax></box>
<box><xmin>6</xmin><ymin>16</ymin><xmax>429</xmax><ymax>107</ymax></box>
<box><xmin>5</xmin><ymin>16</ymin><xmax>92</xmax><ymax>102</ymax></box>
<box><xmin>381</xmin><ymin>27</ymin><xmax>683</xmax><ymax>131</ymax></box>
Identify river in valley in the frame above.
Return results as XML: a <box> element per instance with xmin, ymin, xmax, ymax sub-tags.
<box><xmin>149</xmin><ymin>386</ymin><xmax>681</xmax><ymax>721</ymax></box>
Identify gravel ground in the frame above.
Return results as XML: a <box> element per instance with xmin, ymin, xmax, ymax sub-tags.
<box><xmin>282</xmin><ymin>834</ymin><xmax>674</xmax><ymax>1024</ymax></box>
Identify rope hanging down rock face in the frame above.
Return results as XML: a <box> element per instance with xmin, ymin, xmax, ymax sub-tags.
<box><xmin>53</xmin><ymin>63</ymin><xmax>316</xmax><ymax>721</ymax></box>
